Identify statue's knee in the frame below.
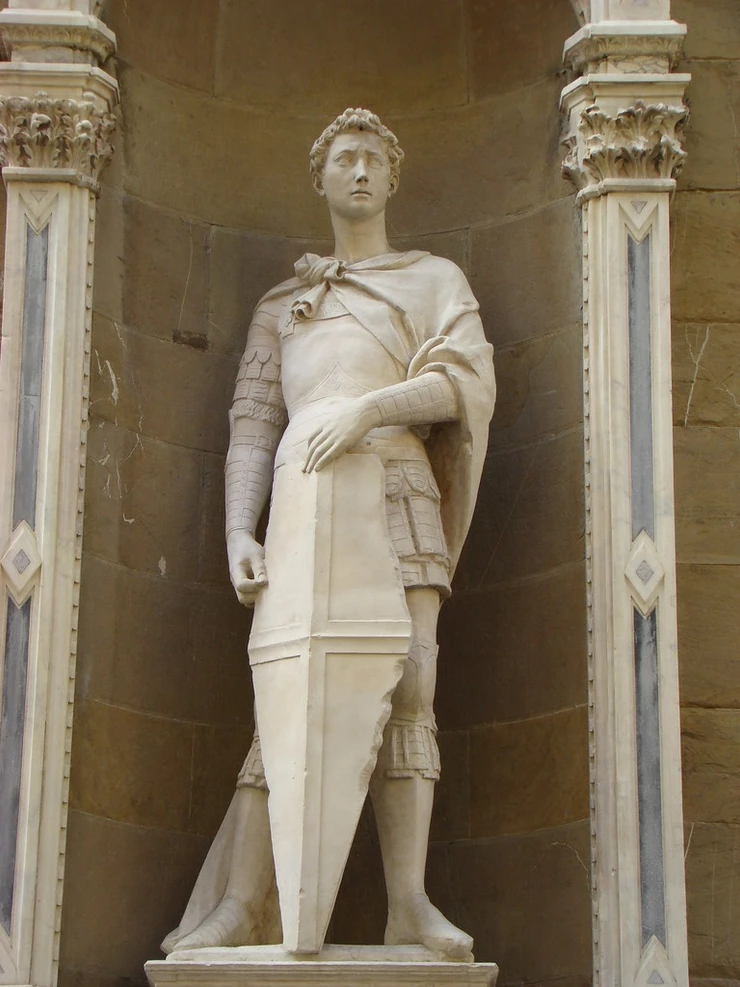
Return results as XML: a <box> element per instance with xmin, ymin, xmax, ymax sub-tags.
<box><xmin>391</xmin><ymin>639</ymin><xmax>438</xmax><ymax>718</ymax></box>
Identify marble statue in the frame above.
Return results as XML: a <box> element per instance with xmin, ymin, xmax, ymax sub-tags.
<box><xmin>162</xmin><ymin>108</ymin><xmax>495</xmax><ymax>963</ymax></box>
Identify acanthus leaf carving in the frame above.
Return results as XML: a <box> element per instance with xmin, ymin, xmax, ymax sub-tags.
<box><xmin>0</xmin><ymin>90</ymin><xmax>116</xmax><ymax>190</ymax></box>
<box><xmin>563</xmin><ymin>100</ymin><xmax>689</xmax><ymax>190</ymax></box>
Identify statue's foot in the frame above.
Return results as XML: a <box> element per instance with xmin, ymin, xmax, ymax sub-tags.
<box><xmin>173</xmin><ymin>895</ymin><xmax>258</xmax><ymax>951</ymax></box>
<box><xmin>385</xmin><ymin>892</ymin><xmax>474</xmax><ymax>962</ymax></box>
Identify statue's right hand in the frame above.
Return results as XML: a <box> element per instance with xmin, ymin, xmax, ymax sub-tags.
<box><xmin>227</xmin><ymin>530</ymin><xmax>267</xmax><ymax>607</ymax></box>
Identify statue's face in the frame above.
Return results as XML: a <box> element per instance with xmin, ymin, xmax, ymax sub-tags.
<box><xmin>319</xmin><ymin>130</ymin><xmax>392</xmax><ymax>221</ymax></box>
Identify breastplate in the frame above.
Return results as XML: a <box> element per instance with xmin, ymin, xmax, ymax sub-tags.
<box><xmin>280</xmin><ymin>297</ymin><xmax>406</xmax><ymax>415</ymax></box>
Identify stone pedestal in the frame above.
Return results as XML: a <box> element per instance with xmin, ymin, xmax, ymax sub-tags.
<box><xmin>146</xmin><ymin>946</ymin><xmax>499</xmax><ymax>987</ymax></box>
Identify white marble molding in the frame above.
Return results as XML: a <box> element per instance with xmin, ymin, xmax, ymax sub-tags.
<box><xmin>0</xmin><ymin>4</ymin><xmax>117</xmax><ymax>985</ymax></box>
<box><xmin>561</xmin><ymin>3</ymin><xmax>690</xmax><ymax>986</ymax></box>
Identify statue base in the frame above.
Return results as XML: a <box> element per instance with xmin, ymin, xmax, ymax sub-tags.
<box><xmin>145</xmin><ymin>945</ymin><xmax>499</xmax><ymax>986</ymax></box>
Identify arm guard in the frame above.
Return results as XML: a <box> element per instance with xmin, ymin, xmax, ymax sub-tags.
<box><xmin>368</xmin><ymin>371</ymin><xmax>458</xmax><ymax>429</ymax></box>
<box><xmin>225</xmin><ymin>321</ymin><xmax>287</xmax><ymax>538</ymax></box>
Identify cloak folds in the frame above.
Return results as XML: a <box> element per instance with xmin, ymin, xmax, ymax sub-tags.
<box><xmin>270</xmin><ymin>249</ymin><xmax>496</xmax><ymax>573</ymax></box>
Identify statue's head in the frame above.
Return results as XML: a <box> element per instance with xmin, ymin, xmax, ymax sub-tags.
<box><xmin>309</xmin><ymin>108</ymin><xmax>405</xmax><ymax>200</ymax></box>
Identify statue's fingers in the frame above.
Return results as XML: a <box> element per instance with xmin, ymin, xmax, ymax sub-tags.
<box><xmin>249</xmin><ymin>556</ymin><xmax>267</xmax><ymax>584</ymax></box>
<box><xmin>305</xmin><ymin>435</ymin><xmax>332</xmax><ymax>473</ymax></box>
<box><xmin>311</xmin><ymin>440</ymin><xmax>343</xmax><ymax>473</ymax></box>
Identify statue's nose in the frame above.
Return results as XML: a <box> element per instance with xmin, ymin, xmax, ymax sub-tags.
<box><xmin>354</xmin><ymin>158</ymin><xmax>369</xmax><ymax>182</ymax></box>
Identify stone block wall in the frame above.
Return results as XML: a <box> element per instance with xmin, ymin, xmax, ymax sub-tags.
<box><xmin>671</xmin><ymin>1</ymin><xmax>740</xmax><ymax>981</ymax></box>
<box><xmin>57</xmin><ymin>2</ymin><xmax>591</xmax><ymax>986</ymax></box>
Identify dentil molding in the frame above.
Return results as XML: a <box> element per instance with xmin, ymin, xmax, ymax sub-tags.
<box><xmin>0</xmin><ymin>89</ymin><xmax>116</xmax><ymax>189</ymax></box>
<box><xmin>563</xmin><ymin>100</ymin><xmax>689</xmax><ymax>191</ymax></box>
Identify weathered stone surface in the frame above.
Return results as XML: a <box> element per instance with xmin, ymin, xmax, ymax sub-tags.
<box><xmin>391</xmin><ymin>78</ymin><xmax>573</xmax><ymax>236</ymax></box>
<box><xmin>70</xmin><ymin>698</ymin><xmax>193</xmax><ymax>831</ymax></box>
<box><xmin>60</xmin><ymin>809</ymin><xmax>208</xmax><ymax>987</ymax></box>
<box><xmin>76</xmin><ymin>554</ymin><xmax>252</xmax><ymax>724</ymax></box>
<box><xmin>677</xmin><ymin>563</ymin><xmax>740</xmax><ymax>709</ymax></box>
<box><xmin>85</xmin><ymin>421</ymin><xmax>203</xmax><ymax>581</ymax></box>
<box><xmin>673</xmin><ymin>426</ymin><xmax>740</xmax><ymax>564</ymax></box>
<box><xmin>467</xmin><ymin>0</ymin><xmax>574</xmax><ymax>99</ymax></box>
<box><xmin>672</xmin><ymin>0</ymin><xmax>740</xmax><ymax>60</ymax></box>
<box><xmin>208</xmin><ymin>230</ymin><xmax>330</xmax><ymax>357</ymax></box>
<box><xmin>118</xmin><ymin>66</ymin><xmax>328</xmax><ymax>236</ymax></box>
<box><xmin>90</xmin><ymin>314</ymin><xmax>236</xmax><ymax>454</ymax></box>
<box><xmin>470</xmin><ymin>199</ymin><xmax>582</xmax><ymax>348</ymax></box>
<box><xmin>190</xmin><ymin>723</ymin><xmax>253</xmax><ymax>838</ymax></box>
<box><xmin>683</xmin><ymin>822</ymin><xmax>740</xmax><ymax>981</ymax></box>
<box><xmin>107</xmin><ymin>0</ymin><xmax>219</xmax><ymax>92</ymax></box>
<box><xmin>490</xmin><ymin>323</ymin><xmax>583</xmax><ymax>447</ymax></box>
<box><xmin>677</xmin><ymin>61</ymin><xmax>740</xmax><ymax>191</ymax></box>
<box><xmin>438</xmin><ymin>563</ymin><xmax>588</xmax><ymax>729</ymax></box>
<box><xmin>389</xmin><ymin>228</ymin><xmax>469</xmax><ymax>274</ymax></box>
<box><xmin>428</xmin><ymin>822</ymin><xmax>592</xmax><ymax>976</ymax></box>
<box><xmin>671</xmin><ymin>192</ymin><xmax>740</xmax><ymax>323</ymax></box>
<box><xmin>459</xmin><ymin>427</ymin><xmax>585</xmax><ymax>589</ymax></box>
<box><xmin>215</xmin><ymin>0</ymin><xmax>466</xmax><ymax>114</ymax></box>
<box><xmin>673</xmin><ymin>323</ymin><xmax>740</xmax><ymax>428</ymax></box>
<box><xmin>328</xmin><ymin>816</ymin><xmax>390</xmax><ymax>947</ymax></box>
<box><xmin>469</xmin><ymin>705</ymin><xmax>589</xmax><ymax>839</ymax></box>
<box><xmin>197</xmin><ymin>452</ymin><xmax>230</xmax><ymax>586</ymax></box>
<box><xmin>93</xmin><ymin>186</ymin><xmax>125</xmax><ymax>324</ymax></box>
<box><xmin>122</xmin><ymin>196</ymin><xmax>211</xmax><ymax>346</ymax></box>
<box><xmin>431</xmin><ymin>731</ymin><xmax>470</xmax><ymax>843</ymax></box>
<box><xmin>119</xmin><ymin>66</ymin><xmax>570</xmax><ymax>236</ymax></box>
<box><xmin>682</xmin><ymin>708</ymin><xmax>740</xmax><ymax>825</ymax></box>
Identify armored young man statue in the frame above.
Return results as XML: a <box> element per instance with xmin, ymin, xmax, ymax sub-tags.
<box><xmin>163</xmin><ymin>108</ymin><xmax>495</xmax><ymax>962</ymax></box>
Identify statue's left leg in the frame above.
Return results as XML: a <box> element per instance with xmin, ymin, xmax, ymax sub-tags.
<box><xmin>370</xmin><ymin>586</ymin><xmax>474</xmax><ymax>962</ymax></box>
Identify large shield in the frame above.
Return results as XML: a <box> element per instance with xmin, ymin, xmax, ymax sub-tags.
<box><xmin>249</xmin><ymin>454</ymin><xmax>411</xmax><ymax>954</ymax></box>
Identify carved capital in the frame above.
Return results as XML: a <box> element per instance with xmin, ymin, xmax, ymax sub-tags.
<box><xmin>0</xmin><ymin>90</ymin><xmax>116</xmax><ymax>190</ymax></box>
<box><xmin>563</xmin><ymin>100</ymin><xmax>689</xmax><ymax>191</ymax></box>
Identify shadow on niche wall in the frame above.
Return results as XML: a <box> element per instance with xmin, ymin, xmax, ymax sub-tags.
<box><xmin>59</xmin><ymin>2</ymin><xmax>589</xmax><ymax>985</ymax></box>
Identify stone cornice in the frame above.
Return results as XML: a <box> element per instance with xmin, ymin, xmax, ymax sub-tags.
<box><xmin>0</xmin><ymin>10</ymin><xmax>116</xmax><ymax>67</ymax></box>
<box><xmin>564</xmin><ymin>23</ymin><xmax>687</xmax><ymax>76</ymax></box>
<box><xmin>562</xmin><ymin>100</ymin><xmax>689</xmax><ymax>192</ymax></box>
<box><xmin>0</xmin><ymin>90</ymin><xmax>116</xmax><ymax>191</ymax></box>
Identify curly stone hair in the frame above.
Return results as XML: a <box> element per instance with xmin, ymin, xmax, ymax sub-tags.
<box><xmin>309</xmin><ymin>107</ymin><xmax>405</xmax><ymax>196</ymax></box>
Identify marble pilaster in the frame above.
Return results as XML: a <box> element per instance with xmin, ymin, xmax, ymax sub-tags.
<box><xmin>561</xmin><ymin>5</ymin><xmax>690</xmax><ymax>987</ymax></box>
<box><xmin>0</xmin><ymin>4</ymin><xmax>116</xmax><ymax>984</ymax></box>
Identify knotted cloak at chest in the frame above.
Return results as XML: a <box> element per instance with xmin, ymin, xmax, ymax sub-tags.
<box><xmin>258</xmin><ymin>250</ymin><xmax>496</xmax><ymax>575</ymax></box>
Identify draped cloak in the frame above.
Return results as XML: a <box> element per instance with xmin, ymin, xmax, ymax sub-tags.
<box><xmin>271</xmin><ymin>249</ymin><xmax>495</xmax><ymax>573</ymax></box>
<box><xmin>161</xmin><ymin>250</ymin><xmax>495</xmax><ymax>952</ymax></box>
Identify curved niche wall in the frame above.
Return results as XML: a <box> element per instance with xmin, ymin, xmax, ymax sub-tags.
<box><xmin>60</xmin><ymin>2</ymin><xmax>589</xmax><ymax>985</ymax></box>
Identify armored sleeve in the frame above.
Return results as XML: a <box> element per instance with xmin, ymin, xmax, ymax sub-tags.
<box><xmin>231</xmin><ymin>320</ymin><xmax>288</xmax><ymax>428</ymax></box>
<box><xmin>225</xmin><ymin>314</ymin><xmax>287</xmax><ymax>538</ymax></box>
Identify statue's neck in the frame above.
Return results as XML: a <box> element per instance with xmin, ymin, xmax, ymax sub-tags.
<box><xmin>330</xmin><ymin>211</ymin><xmax>393</xmax><ymax>264</ymax></box>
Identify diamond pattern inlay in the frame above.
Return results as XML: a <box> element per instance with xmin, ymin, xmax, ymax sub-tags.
<box><xmin>13</xmin><ymin>549</ymin><xmax>31</xmax><ymax>574</ymax></box>
<box><xmin>636</xmin><ymin>559</ymin><xmax>655</xmax><ymax>585</ymax></box>
<box><xmin>2</xmin><ymin>520</ymin><xmax>41</xmax><ymax>605</ymax></box>
<box><xmin>625</xmin><ymin>530</ymin><xmax>665</xmax><ymax>616</ymax></box>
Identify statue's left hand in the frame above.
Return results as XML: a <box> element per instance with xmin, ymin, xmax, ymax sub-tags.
<box><xmin>304</xmin><ymin>399</ymin><xmax>374</xmax><ymax>473</ymax></box>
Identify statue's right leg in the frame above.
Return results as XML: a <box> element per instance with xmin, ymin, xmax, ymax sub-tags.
<box><xmin>173</xmin><ymin>735</ymin><xmax>277</xmax><ymax>950</ymax></box>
